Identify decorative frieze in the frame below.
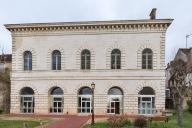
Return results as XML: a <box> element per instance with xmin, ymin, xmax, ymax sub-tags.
<box><xmin>5</xmin><ymin>20</ymin><xmax>172</xmax><ymax>33</ymax></box>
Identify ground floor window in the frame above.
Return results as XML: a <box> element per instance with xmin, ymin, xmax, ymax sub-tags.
<box><xmin>107</xmin><ymin>87</ymin><xmax>123</xmax><ymax>114</ymax></box>
<box><xmin>78</xmin><ymin>87</ymin><xmax>92</xmax><ymax>113</ymax></box>
<box><xmin>78</xmin><ymin>95</ymin><xmax>92</xmax><ymax>113</ymax></box>
<box><xmin>107</xmin><ymin>95</ymin><xmax>123</xmax><ymax>114</ymax></box>
<box><xmin>138</xmin><ymin>96</ymin><xmax>155</xmax><ymax>114</ymax></box>
<box><xmin>20</xmin><ymin>87</ymin><xmax>34</xmax><ymax>113</ymax></box>
<box><xmin>50</xmin><ymin>96</ymin><xmax>63</xmax><ymax>113</ymax></box>
<box><xmin>21</xmin><ymin>95</ymin><xmax>34</xmax><ymax>113</ymax></box>
<box><xmin>138</xmin><ymin>87</ymin><xmax>155</xmax><ymax>115</ymax></box>
<box><xmin>49</xmin><ymin>87</ymin><xmax>63</xmax><ymax>113</ymax></box>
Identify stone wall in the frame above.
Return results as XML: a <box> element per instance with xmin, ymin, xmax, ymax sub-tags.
<box><xmin>7</xmin><ymin>19</ymin><xmax>172</xmax><ymax>115</ymax></box>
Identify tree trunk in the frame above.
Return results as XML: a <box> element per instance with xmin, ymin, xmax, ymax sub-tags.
<box><xmin>177</xmin><ymin>97</ymin><xmax>184</xmax><ymax>128</ymax></box>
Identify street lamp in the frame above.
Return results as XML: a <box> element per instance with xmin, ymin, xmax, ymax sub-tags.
<box><xmin>186</xmin><ymin>34</ymin><xmax>192</xmax><ymax>48</ymax></box>
<box><xmin>91</xmin><ymin>82</ymin><xmax>95</xmax><ymax>125</ymax></box>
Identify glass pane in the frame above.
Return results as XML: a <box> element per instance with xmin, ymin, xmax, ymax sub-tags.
<box><xmin>142</xmin><ymin>97</ymin><xmax>151</xmax><ymax>101</ymax></box>
<box><xmin>58</xmin><ymin>102</ymin><xmax>62</xmax><ymax>107</ymax></box>
<box><xmin>54</xmin><ymin>102</ymin><xmax>57</xmax><ymax>107</ymax></box>
<box><xmin>82</xmin><ymin>102</ymin><xmax>85</xmax><ymax>107</ymax></box>
<box><xmin>108</xmin><ymin>87</ymin><xmax>123</xmax><ymax>95</ymax></box>
<box><xmin>87</xmin><ymin>102</ymin><xmax>90</xmax><ymax>107</ymax></box>
<box><xmin>79</xmin><ymin>87</ymin><xmax>92</xmax><ymax>95</ymax></box>
<box><xmin>111</xmin><ymin>102</ymin><xmax>115</xmax><ymax>107</ymax></box>
<box><xmin>51</xmin><ymin>87</ymin><xmax>63</xmax><ymax>95</ymax></box>
<box><xmin>23</xmin><ymin>97</ymin><xmax>32</xmax><ymax>101</ymax></box>
<box><xmin>78</xmin><ymin>97</ymin><xmax>81</xmax><ymax>107</ymax></box>
<box><xmin>21</xmin><ymin>87</ymin><xmax>34</xmax><ymax>95</ymax></box>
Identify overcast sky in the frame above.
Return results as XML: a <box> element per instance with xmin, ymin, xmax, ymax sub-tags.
<box><xmin>0</xmin><ymin>0</ymin><xmax>192</xmax><ymax>63</ymax></box>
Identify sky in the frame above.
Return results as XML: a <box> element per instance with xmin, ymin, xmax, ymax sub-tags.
<box><xmin>0</xmin><ymin>0</ymin><xmax>192</xmax><ymax>63</ymax></box>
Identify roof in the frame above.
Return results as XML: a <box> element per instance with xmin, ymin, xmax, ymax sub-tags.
<box><xmin>4</xmin><ymin>19</ymin><xmax>173</xmax><ymax>32</ymax></box>
<box><xmin>179</xmin><ymin>48</ymin><xmax>191</xmax><ymax>55</ymax></box>
<box><xmin>0</xmin><ymin>54</ymin><xmax>12</xmax><ymax>62</ymax></box>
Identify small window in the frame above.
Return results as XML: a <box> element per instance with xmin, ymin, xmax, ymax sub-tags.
<box><xmin>81</xmin><ymin>49</ymin><xmax>91</xmax><ymax>69</ymax></box>
<box><xmin>23</xmin><ymin>51</ymin><xmax>32</xmax><ymax>70</ymax></box>
<box><xmin>52</xmin><ymin>50</ymin><xmax>61</xmax><ymax>70</ymax></box>
<box><xmin>111</xmin><ymin>49</ymin><xmax>121</xmax><ymax>69</ymax></box>
<box><xmin>142</xmin><ymin>48</ymin><xmax>153</xmax><ymax>69</ymax></box>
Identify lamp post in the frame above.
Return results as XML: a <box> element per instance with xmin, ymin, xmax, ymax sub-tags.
<box><xmin>186</xmin><ymin>34</ymin><xmax>192</xmax><ymax>48</ymax></box>
<box><xmin>91</xmin><ymin>82</ymin><xmax>95</xmax><ymax>125</ymax></box>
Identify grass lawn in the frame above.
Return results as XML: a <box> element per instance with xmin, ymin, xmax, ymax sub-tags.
<box><xmin>85</xmin><ymin>111</ymin><xmax>192</xmax><ymax>128</ymax></box>
<box><xmin>0</xmin><ymin>119</ymin><xmax>41</xmax><ymax>128</ymax></box>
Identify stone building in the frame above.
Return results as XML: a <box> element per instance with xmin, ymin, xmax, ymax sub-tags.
<box><xmin>166</xmin><ymin>48</ymin><xmax>192</xmax><ymax>109</ymax></box>
<box><xmin>5</xmin><ymin>11</ymin><xmax>172</xmax><ymax>115</ymax></box>
<box><xmin>0</xmin><ymin>54</ymin><xmax>12</xmax><ymax>72</ymax></box>
<box><xmin>0</xmin><ymin>54</ymin><xmax>11</xmax><ymax>112</ymax></box>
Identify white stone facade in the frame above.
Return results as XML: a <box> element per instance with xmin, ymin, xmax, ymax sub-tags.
<box><xmin>6</xmin><ymin>19</ymin><xmax>173</xmax><ymax>115</ymax></box>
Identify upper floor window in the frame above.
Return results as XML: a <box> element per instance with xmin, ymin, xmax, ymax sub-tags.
<box><xmin>24</xmin><ymin>51</ymin><xmax>32</xmax><ymax>70</ymax></box>
<box><xmin>111</xmin><ymin>49</ymin><xmax>121</xmax><ymax>69</ymax></box>
<box><xmin>142</xmin><ymin>48</ymin><xmax>153</xmax><ymax>69</ymax></box>
<box><xmin>81</xmin><ymin>49</ymin><xmax>91</xmax><ymax>69</ymax></box>
<box><xmin>52</xmin><ymin>50</ymin><xmax>61</xmax><ymax>70</ymax></box>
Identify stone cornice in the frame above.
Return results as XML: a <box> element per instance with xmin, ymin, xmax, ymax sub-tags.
<box><xmin>5</xmin><ymin>19</ymin><xmax>173</xmax><ymax>33</ymax></box>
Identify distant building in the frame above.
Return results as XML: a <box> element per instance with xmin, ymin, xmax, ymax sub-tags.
<box><xmin>5</xmin><ymin>10</ymin><xmax>172</xmax><ymax>115</ymax></box>
<box><xmin>166</xmin><ymin>48</ymin><xmax>192</xmax><ymax>109</ymax></box>
<box><xmin>0</xmin><ymin>54</ymin><xmax>12</xmax><ymax>72</ymax></box>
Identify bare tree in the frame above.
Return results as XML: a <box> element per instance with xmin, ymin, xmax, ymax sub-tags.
<box><xmin>168</xmin><ymin>59</ymin><xmax>192</xmax><ymax>128</ymax></box>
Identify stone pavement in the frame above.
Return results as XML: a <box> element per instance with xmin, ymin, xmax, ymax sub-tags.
<box><xmin>45</xmin><ymin>116</ymin><xmax>90</xmax><ymax>128</ymax></box>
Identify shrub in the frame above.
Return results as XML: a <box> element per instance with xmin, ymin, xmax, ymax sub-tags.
<box><xmin>108</xmin><ymin>115</ymin><xmax>131</xmax><ymax>128</ymax></box>
<box><xmin>134</xmin><ymin>116</ymin><xmax>147</xmax><ymax>128</ymax></box>
<box><xmin>0</xmin><ymin>109</ymin><xmax>3</xmax><ymax>114</ymax></box>
<box><xmin>187</xmin><ymin>100</ymin><xmax>192</xmax><ymax>114</ymax></box>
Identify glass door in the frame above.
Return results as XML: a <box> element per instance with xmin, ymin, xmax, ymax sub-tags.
<box><xmin>21</xmin><ymin>95</ymin><xmax>34</xmax><ymax>113</ymax></box>
<box><xmin>139</xmin><ymin>96</ymin><xmax>155</xmax><ymax>115</ymax></box>
<box><xmin>52</xmin><ymin>97</ymin><xmax>63</xmax><ymax>113</ymax></box>
<box><xmin>78</xmin><ymin>95</ymin><xmax>92</xmax><ymax>113</ymax></box>
<box><xmin>107</xmin><ymin>96</ymin><xmax>122</xmax><ymax>114</ymax></box>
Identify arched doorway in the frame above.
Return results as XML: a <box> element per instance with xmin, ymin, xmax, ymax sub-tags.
<box><xmin>49</xmin><ymin>87</ymin><xmax>64</xmax><ymax>113</ymax></box>
<box><xmin>78</xmin><ymin>87</ymin><xmax>92</xmax><ymax>113</ymax></box>
<box><xmin>107</xmin><ymin>87</ymin><xmax>123</xmax><ymax>114</ymax></box>
<box><xmin>20</xmin><ymin>87</ymin><xmax>34</xmax><ymax>113</ymax></box>
<box><xmin>138</xmin><ymin>87</ymin><xmax>155</xmax><ymax>115</ymax></box>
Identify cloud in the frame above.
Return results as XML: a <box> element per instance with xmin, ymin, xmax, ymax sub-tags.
<box><xmin>0</xmin><ymin>0</ymin><xmax>192</xmax><ymax>63</ymax></box>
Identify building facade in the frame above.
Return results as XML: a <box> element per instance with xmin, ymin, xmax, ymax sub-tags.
<box><xmin>6</xmin><ymin>18</ymin><xmax>172</xmax><ymax>115</ymax></box>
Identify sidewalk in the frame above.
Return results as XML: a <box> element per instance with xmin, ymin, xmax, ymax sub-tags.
<box><xmin>45</xmin><ymin>116</ymin><xmax>89</xmax><ymax>128</ymax></box>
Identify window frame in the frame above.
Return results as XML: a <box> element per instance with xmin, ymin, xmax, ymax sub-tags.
<box><xmin>52</xmin><ymin>50</ymin><xmax>61</xmax><ymax>70</ymax></box>
<box><xmin>111</xmin><ymin>49</ymin><xmax>121</xmax><ymax>69</ymax></box>
<box><xmin>23</xmin><ymin>51</ymin><xmax>32</xmax><ymax>71</ymax></box>
<box><xmin>81</xmin><ymin>49</ymin><xmax>91</xmax><ymax>70</ymax></box>
<box><xmin>142</xmin><ymin>48</ymin><xmax>153</xmax><ymax>69</ymax></box>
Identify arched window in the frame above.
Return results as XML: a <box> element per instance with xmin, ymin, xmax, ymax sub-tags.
<box><xmin>142</xmin><ymin>48</ymin><xmax>153</xmax><ymax>69</ymax></box>
<box><xmin>24</xmin><ymin>51</ymin><xmax>32</xmax><ymax>70</ymax></box>
<box><xmin>20</xmin><ymin>87</ymin><xmax>34</xmax><ymax>113</ymax></box>
<box><xmin>78</xmin><ymin>87</ymin><xmax>92</xmax><ymax>113</ymax></box>
<box><xmin>52</xmin><ymin>50</ymin><xmax>61</xmax><ymax>70</ymax></box>
<box><xmin>111</xmin><ymin>49</ymin><xmax>121</xmax><ymax>69</ymax></box>
<box><xmin>138</xmin><ymin>87</ymin><xmax>155</xmax><ymax>115</ymax></box>
<box><xmin>49</xmin><ymin>87</ymin><xmax>63</xmax><ymax>113</ymax></box>
<box><xmin>81</xmin><ymin>49</ymin><xmax>91</xmax><ymax>69</ymax></box>
<box><xmin>107</xmin><ymin>87</ymin><xmax>123</xmax><ymax>114</ymax></box>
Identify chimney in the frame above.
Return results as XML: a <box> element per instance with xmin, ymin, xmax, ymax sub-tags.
<box><xmin>149</xmin><ymin>8</ymin><xmax>157</xmax><ymax>20</ymax></box>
